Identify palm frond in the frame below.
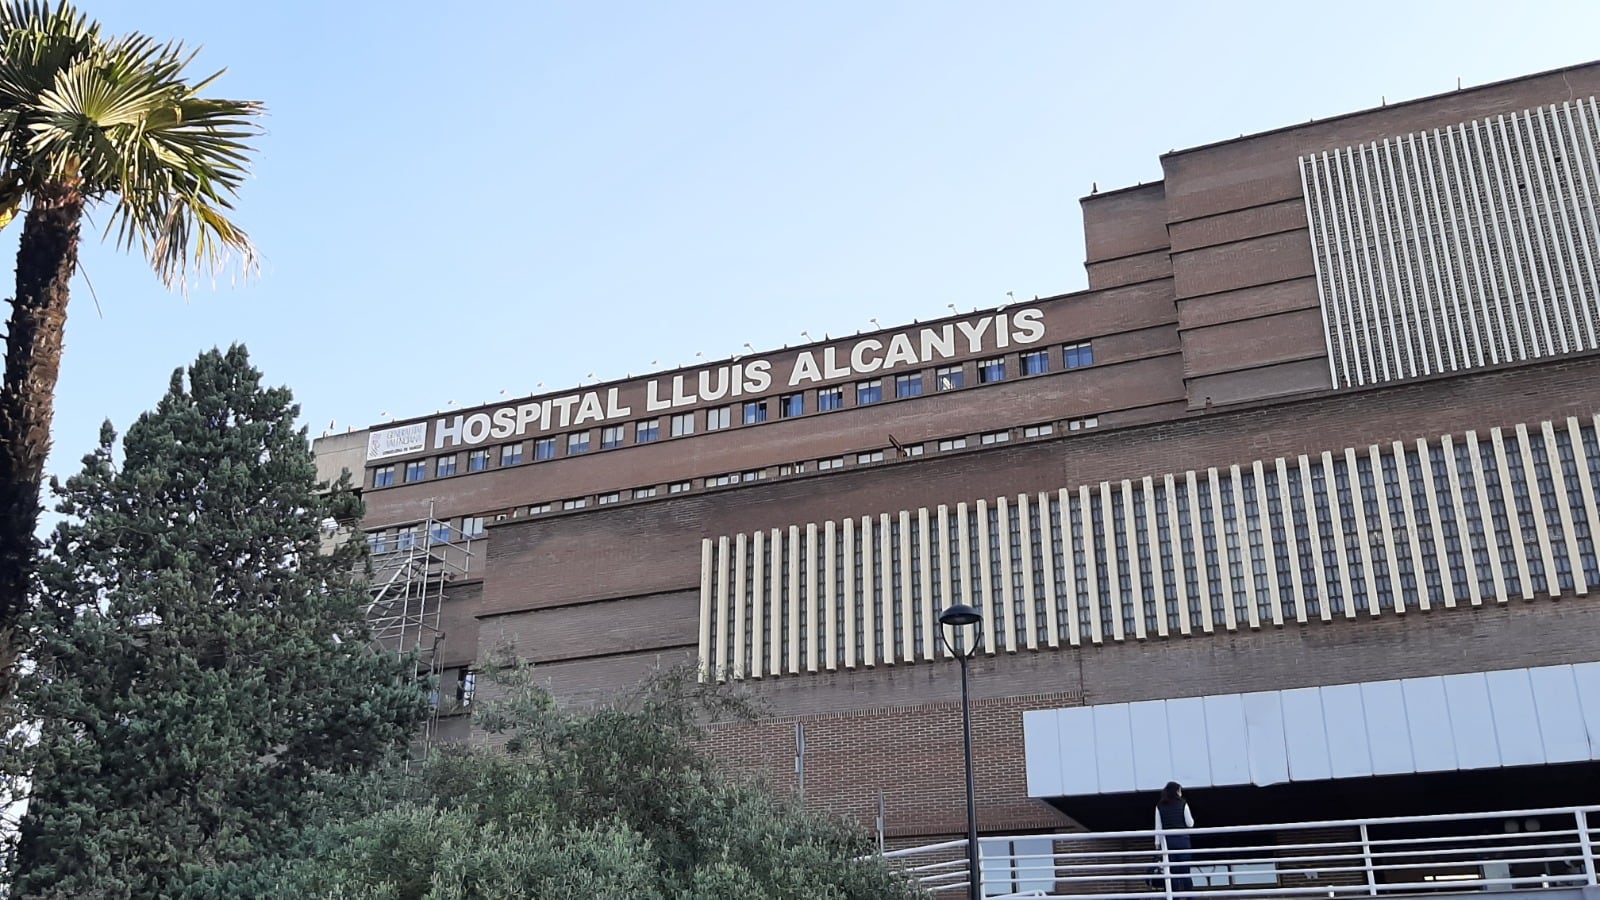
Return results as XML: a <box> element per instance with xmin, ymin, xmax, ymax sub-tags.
<box><xmin>0</xmin><ymin>1</ymin><xmax>263</xmax><ymax>285</ymax></box>
<box><xmin>0</xmin><ymin>2</ymin><xmax>97</xmax><ymax>112</ymax></box>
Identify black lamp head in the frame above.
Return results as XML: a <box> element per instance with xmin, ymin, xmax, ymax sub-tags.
<box><xmin>938</xmin><ymin>603</ymin><xmax>984</xmax><ymax>658</ymax></box>
<box><xmin>938</xmin><ymin>604</ymin><xmax>982</xmax><ymax>628</ymax></box>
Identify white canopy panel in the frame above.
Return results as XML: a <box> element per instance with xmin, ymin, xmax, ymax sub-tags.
<box><xmin>1023</xmin><ymin>662</ymin><xmax>1600</xmax><ymax>798</ymax></box>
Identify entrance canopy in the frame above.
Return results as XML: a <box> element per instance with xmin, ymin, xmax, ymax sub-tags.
<box><xmin>1023</xmin><ymin>662</ymin><xmax>1600</xmax><ymax>799</ymax></box>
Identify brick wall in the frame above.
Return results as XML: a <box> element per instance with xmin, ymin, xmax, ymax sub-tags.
<box><xmin>349</xmin><ymin>59</ymin><xmax>1600</xmax><ymax>850</ymax></box>
<box><xmin>436</xmin><ymin>580</ymin><xmax>482</xmax><ymax>668</ymax></box>
<box><xmin>703</xmin><ymin>689</ymin><xmax>1083</xmax><ymax>840</ymax></box>
<box><xmin>681</xmin><ymin>594</ymin><xmax>1600</xmax><ymax>844</ymax></box>
<box><xmin>1081</xmin><ymin>182</ymin><xmax>1170</xmax><ymax>267</ymax></box>
<box><xmin>1150</xmin><ymin>63</ymin><xmax>1600</xmax><ymax>408</ymax></box>
<box><xmin>1159</xmin><ymin>64</ymin><xmax>1600</xmax><ymax>225</ymax></box>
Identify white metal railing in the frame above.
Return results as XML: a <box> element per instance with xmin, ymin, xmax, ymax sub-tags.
<box><xmin>879</xmin><ymin>805</ymin><xmax>1600</xmax><ymax>898</ymax></box>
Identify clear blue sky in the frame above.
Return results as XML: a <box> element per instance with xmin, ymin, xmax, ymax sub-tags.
<box><xmin>21</xmin><ymin>0</ymin><xmax>1600</xmax><ymax>477</ymax></box>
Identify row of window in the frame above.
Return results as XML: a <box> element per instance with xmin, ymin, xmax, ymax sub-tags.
<box><xmin>698</xmin><ymin>419</ymin><xmax>1600</xmax><ymax>678</ymax></box>
<box><xmin>365</xmin><ymin>417</ymin><xmax>1100</xmax><ymax>550</ymax></box>
<box><xmin>370</xmin><ymin>342</ymin><xmax>1096</xmax><ymax>488</ymax></box>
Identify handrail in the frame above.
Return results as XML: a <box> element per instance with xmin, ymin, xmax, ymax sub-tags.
<box><xmin>875</xmin><ymin>803</ymin><xmax>1599</xmax><ymax>899</ymax></box>
<box><xmin>973</xmin><ymin>803</ymin><xmax>1600</xmax><ymax>845</ymax></box>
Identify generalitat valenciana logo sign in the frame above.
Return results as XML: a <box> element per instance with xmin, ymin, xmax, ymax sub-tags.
<box><xmin>367</xmin><ymin>422</ymin><xmax>427</xmax><ymax>460</ymax></box>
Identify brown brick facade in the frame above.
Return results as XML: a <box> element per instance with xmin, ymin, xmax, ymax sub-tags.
<box><xmin>319</xmin><ymin>61</ymin><xmax>1600</xmax><ymax>847</ymax></box>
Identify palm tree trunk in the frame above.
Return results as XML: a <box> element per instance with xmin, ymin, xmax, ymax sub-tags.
<box><xmin>0</xmin><ymin>186</ymin><xmax>84</xmax><ymax>701</ymax></box>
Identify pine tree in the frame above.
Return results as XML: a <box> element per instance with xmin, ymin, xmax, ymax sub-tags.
<box><xmin>6</xmin><ymin>346</ymin><xmax>428</xmax><ymax>899</ymax></box>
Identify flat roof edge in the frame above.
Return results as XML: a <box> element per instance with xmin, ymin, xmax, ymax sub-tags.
<box><xmin>1159</xmin><ymin>58</ymin><xmax>1600</xmax><ymax>161</ymax></box>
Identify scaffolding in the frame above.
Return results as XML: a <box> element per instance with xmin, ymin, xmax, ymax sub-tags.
<box><xmin>365</xmin><ymin>510</ymin><xmax>475</xmax><ymax>753</ymax></box>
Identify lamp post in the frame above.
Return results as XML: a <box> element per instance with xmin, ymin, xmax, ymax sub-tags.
<box><xmin>939</xmin><ymin>603</ymin><xmax>984</xmax><ymax>900</ymax></box>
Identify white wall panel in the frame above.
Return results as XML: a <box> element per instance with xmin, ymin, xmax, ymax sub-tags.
<box><xmin>1573</xmin><ymin>661</ymin><xmax>1600</xmax><ymax>756</ymax></box>
<box><xmin>1529</xmin><ymin>665</ymin><xmax>1589</xmax><ymax>764</ymax></box>
<box><xmin>1361</xmin><ymin>680</ymin><xmax>1416</xmax><ymax>776</ymax></box>
<box><xmin>1165</xmin><ymin>698</ymin><xmax>1213</xmax><ymax>790</ymax></box>
<box><xmin>1093</xmin><ymin>704</ymin><xmax>1138</xmax><ymax>793</ymax></box>
<box><xmin>732</xmin><ymin>533</ymin><xmax>747</xmax><ymax>678</ymax></box>
<box><xmin>697</xmin><ymin>539</ymin><xmax>714</xmax><ymax>681</ymax></box>
<box><xmin>1321</xmin><ymin>684</ymin><xmax>1374</xmax><ymax>778</ymax></box>
<box><xmin>1023</xmin><ymin>709</ymin><xmax>1064</xmax><ymax>798</ymax></box>
<box><xmin>1280</xmin><ymin>687</ymin><xmax>1332</xmax><ymax>782</ymax></box>
<box><xmin>1486</xmin><ymin>668</ymin><xmax>1545</xmax><ymax>767</ymax></box>
<box><xmin>1401</xmin><ymin>677</ymin><xmax>1458</xmax><ymax>773</ymax></box>
<box><xmin>1129</xmin><ymin>700</ymin><xmax>1174</xmax><ymax>792</ymax></box>
<box><xmin>1204</xmin><ymin>694</ymin><xmax>1250</xmax><ymax>786</ymax></box>
<box><xmin>1058</xmin><ymin>706</ymin><xmax>1100</xmax><ymax>795</ymax></box>
<box><xmin>1444</xmin><ymin>672</ymin><xmax>1502</xmax><ymax>770</ymax></box>
<box><xmin>1242</xmin><ymin>691</ymin><xmax>1289</xmax><ymax>786</ymax></box>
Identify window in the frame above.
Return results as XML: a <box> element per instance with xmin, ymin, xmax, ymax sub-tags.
<box><xmin>404</xmin><ymin>460</ymin><xmax>427</xmax><ymax>482</ymax></box>
<box><xmin>455</xmin><ymin>670</ymin><xmax>476</xmax><ymax>709</ymax></box>
<box><xmin>1064</xmin><ymin>341</ymin><xmax>1094</xmax><ymax>369</ymax></box>
<box><xmin>633</xmin><ymin>486</ymin><xmax>658</xmax><ymax>499</ymax></box>
<box><xmin>1068</xmin><ymin>416</ymin><xmax>1099</xmax><ymax>431</ymax></box>
<box><xmin>567</xmin><ymin>431</ymin><xmax>590</xmax><ymax>454</ymax></box>
<box><xmin>981</xmin><ymin>431</ymin><xmax>1010</xmax><ymax>445</ymax></box>
<box><xmin>981</xmin><ymin>837</ymin><xmax>1055</xmax><ymax>896</ymax></box>
<box><xmin>1021</xmin><ymin>349</ymin><xmax>1049</xmax><ymax>376</ymax></box>
<box><xmin>818</xmin><ymin>457</ymin><xmax>845</xmax><ymax>470</ymax></box>
<box><xmin>818</xmin><ymin>386</ymin><xmax>844</xmax><ymax>411</ymax></box>
<box><xmin>741</xmin><ymin>470</ymin><xmax>766</xmax><ymax>482</ymax></box>
<box><xmin>562</xmin><ymin>498</ymin><xmax>588</xmax><ymax>510</ymax></box>
<box><xmin>534</xmin><ymin>437</ymin><xmax>557</xmax><ymax>460</ymax></box>
<box><xmin>978</xmin><ymin>357</ymin><xmax>1006</xmax><ymax>383</ymax></box>
<box><xmin>368</xmin><ymin>531</ymin><xmax>391</xmax><ymax>554</ymax></box>
<box><xmin>528</xmin><ymin>502</ymin><xmax>552</xmax><ymax>514</ymax></box>
<box><xmin>903</xmin><ymin>444</ymin><xmax>924</xmax><ymax>457</ymax></box>
<box><xmin>637</xmin><ymin>418</ymin><xmax>660</xmax><ymax>443</ymax></box>
<box><xmin>705</xmin><ymin>407</ymin><xmax>731</xmax><ymax>431</ymax></box>
<box><xmin>462</xmin><ymin>516</ymin><xmax>486</xmax><ymax>538</ymax></box>
<box><xmin>1191</xmin><ymin>863</ymin><xmax>1278</xmax><ymax>888</ymax></box>
<box><xmin>706</xmin><ymin>473</ymin><xmax>738</xmax><ymax>487</ymax></box>
<box><xmin>936</xmin><ymin>365</ymin><xmax>965</xmax><ymax>390</ymax></box>
<box><xmin>1024</xmin><ymin>424</ymin><xmax>1055</xmax><ymax>438</ymax></box>
<box><xmin>669</xmin><ymin>480</ymin><xmax>692</xmax><ymax>493</ymax></box>
<box><xmin>939</xmin><ymin>438</ymin><xmax>968</xmax><ymax>451</ymax></box>
<box><xmin>672</xmin><ymin>412</ymin><xmax>697</xmax><ymax>436</ymax></box>
<box><xmin>857</xmin><ymin>379</ymin><xmax>883</xmax><ymax>405</ymax></box>
<box><xmin>373</xmin><ymin>465</ymin><xmax>395</xmax><ymax>487</ymax></box>
<box><xmin>858</xmin><ymin>450</ymin><xmax>884</xmax><ymax>464</ymax></box>
<box><xmin>468</xmin><ymin>449</ymin><xmax>490</xmax><ymax>472</ymax></box>
<box><xmin>601</xmin><ymin>425</ymin><xmax>625</xmax><ymax>449</ymax></box>
<box><xmin>429</xmin><ymin>520</ymin><xmax>452</xmax><ymax>543</ymax></box>
<box><xmin>780</xmin><ymin>462</ymin><xmax>806</xmax><ymax>476</ymax></box>
<box><xmin>742</xmin><ymin>401</ymin><xmax>767</xmax><ymax>425</ymax></box>
<box><xmin>598</xmin><ymin>491</ymin><xmax>621</xmax><ymax>505</ymax></box>
<box><xmin>779</xmin><ymin>394</ymin><xmax>804</xmax><ymax>418</ymax></box>
<box><xmin>398</xmin><ymin>528</ymin><xmax>416</xmax><ymax>550</ymax></box>
<box><xmin>500</xmin><ymin>443</ymin><xmax>524</xmax><ymax>466</ymax></box>
<box><xmin>895</xmin><ymin>372</ymin><xmax>923</xmax><ymax>398</ymax></box>
<box><xmin>436</xmin><ymin>455</ymin><xmax>458</xmax><ymax>477</ymax></box>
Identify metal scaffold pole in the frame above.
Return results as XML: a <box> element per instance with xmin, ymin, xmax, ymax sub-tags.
<box><xmin>362</xmin><ymin>501</ymin><xmax>475</xmax><ymax>757</ymax></box>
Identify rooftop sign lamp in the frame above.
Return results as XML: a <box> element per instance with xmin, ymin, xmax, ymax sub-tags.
<box><xmin>939</xmin><ymin>603</ymin><xmax>985</xmax><ymax>900</ymax></box>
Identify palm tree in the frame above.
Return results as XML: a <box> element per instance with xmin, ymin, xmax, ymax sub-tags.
<box><xmin>0</xmin><ymin>2</ymin><xmax>261</xmax><ymax>700</ymax></box>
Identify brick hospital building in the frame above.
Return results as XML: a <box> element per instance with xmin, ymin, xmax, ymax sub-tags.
<box><xmin>317</xmin><ymin>61</ymin><xmax>1600</xmax><ymax>852</ymax></box>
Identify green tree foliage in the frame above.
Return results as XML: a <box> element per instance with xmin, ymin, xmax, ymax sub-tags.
<box><xmin>200</xmin><ymin>660</ymin><xmax>922</xmax><ymax>900</ymax></box>
<box><xmin>4</xmin><ymin>346</ymin><xmax>427</xmax><ymax>899</ymax></box>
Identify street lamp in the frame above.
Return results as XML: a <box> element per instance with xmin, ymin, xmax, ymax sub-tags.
<box><xmin>939</xmin><ymin>603</ymin><xmax>984</xmax><ymax>900</ymax></box>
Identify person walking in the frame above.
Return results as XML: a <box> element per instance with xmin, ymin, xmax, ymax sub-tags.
<box><xmin>1154</xmin><ymin>781</ymin><xmax>1195</xmax><ymax>897</ymax></box>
